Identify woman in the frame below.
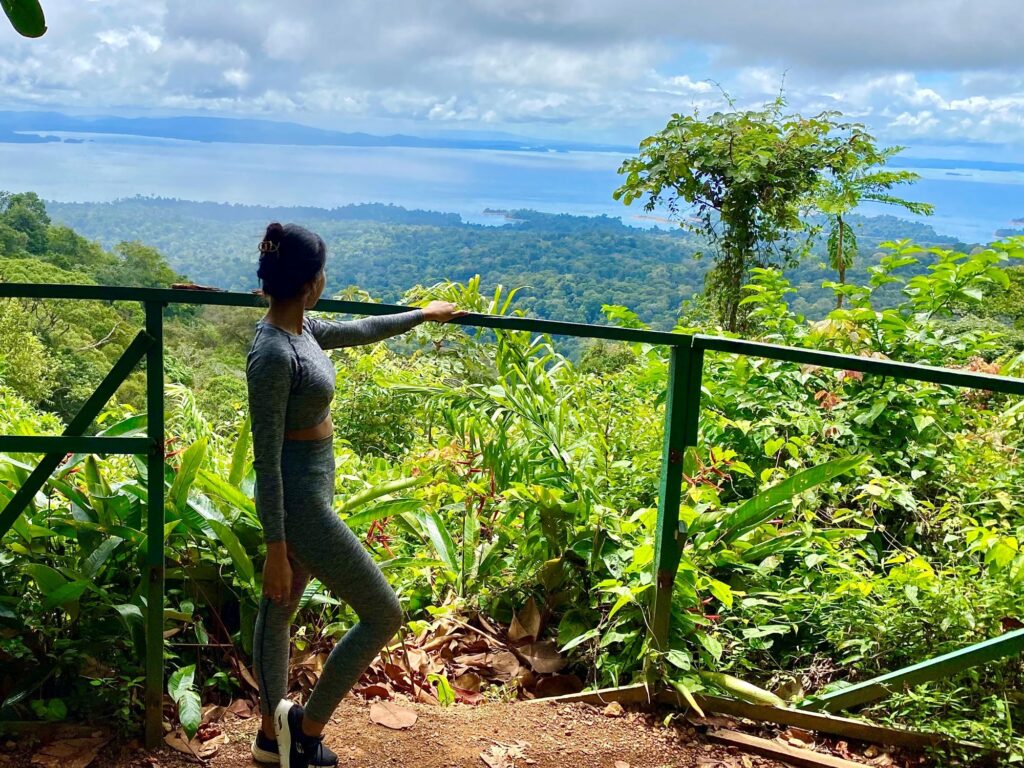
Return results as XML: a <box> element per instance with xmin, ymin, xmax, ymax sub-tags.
<box><xmin>245</xmin><ymin>222</ymin><xmax>465</xmax><ymax>768</ymax></box>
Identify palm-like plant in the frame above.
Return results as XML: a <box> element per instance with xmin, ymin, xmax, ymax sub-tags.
<box><xmin>815</xmin><ymin>135</ymin><xmax>934</xmax><ymax>307</ymax></box>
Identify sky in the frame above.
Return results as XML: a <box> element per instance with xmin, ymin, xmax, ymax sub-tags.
<box><xmin>2</xmin><ymin>1</ymin><xmax>1024</xmax><ymax>156</ymax></box>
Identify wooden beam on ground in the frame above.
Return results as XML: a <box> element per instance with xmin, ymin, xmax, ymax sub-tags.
<box><xmin>523</xmin><ymin>683</ymin><xmax>654</xmax><ymax>707</ymax></box>
<box><xmin>663</xmin><ymin>692</ymin><xmax>946</xmax><ymax>750</ymax></box>
<box><xmin>530</xmin><ymin>685</ymin><xmax>978</xmax><ymax>752</ymax></box>
<box><xmin>708</xmin><ymin>728</ymin><xmax>867</xmax><ymax>768</ymax></box>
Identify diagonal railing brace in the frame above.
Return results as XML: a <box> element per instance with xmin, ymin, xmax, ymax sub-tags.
<box><xmin>799</xmin><ymin>627</ymin><xmax>1024</xmax><ymax>713</ymax></box>
<box><xmin>0</xmin><ymin>330</ymin><xmax>154</xmax><ymax>538</ymax></box>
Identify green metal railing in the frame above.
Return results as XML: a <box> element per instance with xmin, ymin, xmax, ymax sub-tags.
<box><xmin>1</xmin><ymin>282</ymin><xmax>1023</xmax><ymax>747</ymax></box>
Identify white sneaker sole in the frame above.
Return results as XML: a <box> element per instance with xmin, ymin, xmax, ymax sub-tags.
<box><xmin>251</xmin><ymin>737</ymin><xmax>280</xmax><ymax>764</ymax></box>
<box><xmin>274</xmin><ymin>699</ymin><xmax>295</xmax><ymax>768</ymax></box>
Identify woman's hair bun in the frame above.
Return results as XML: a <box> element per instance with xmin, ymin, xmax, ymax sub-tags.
<box><xmin>256</xmin><ymin>222</ymin><xmax>327</xmax><ymax>299</ymax></box>
<box><xmin>265</xmin><ymin>222</ymin><xmax>285</xmax><ymax>243</ymax></box>
<box><xmin>259</xmin><ymin>222</ymin><xmax>285</xmax><ymax>254</ymax></box>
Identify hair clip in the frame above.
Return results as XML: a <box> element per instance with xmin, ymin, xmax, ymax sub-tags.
<box><xmin>258</xmin><ymin>241</ymin><xmax>280</xmax><ymax>254</ymax></box>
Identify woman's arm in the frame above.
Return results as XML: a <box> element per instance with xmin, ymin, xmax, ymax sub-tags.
<box><xmin>306</xmin><ymin>301</ymin><xmax>468</xmax><ymax>350</ymax></box>
<box><xmin>306</xmin><ymin>309</ymin><xmax>425</xmax><ymax>350</ymax></box>
<box><xmin>246</xmin><ymin>345</ymin><xmax>294</xmax><ymax>544</ymax></box>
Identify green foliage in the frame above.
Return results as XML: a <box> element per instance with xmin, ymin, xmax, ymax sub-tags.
<box><xmin>100</xmin><ymin>241</ymin><xmax>184</xmax><ymax>289</ymax></box>
<box><xmin>811</xmin><ymin>135</ymin><xmax>933</xmax><ymax>305</ymax></box>
<box><xmin>167</xmin><ymin>665</ymin><xmax>201</xmax><ymax>738</ymax></box>
<box><xmin>1</xmin><ymin>207</ymin><xmax>1022</xmax><ymax>759</ymax></box>
<box><xmin>616</xmin><ymin>97</ymin><xmax>882</xmax><ymax>331</ymax></box>
<box><xmin>45</xmin><ymin>197</ymin><xmax>965</xmax><ymax>338</ymax></box>
<box><xmin>1</xmin><ymin>192</ymin><xmax>50</xmax><ymax>255</ymax></box>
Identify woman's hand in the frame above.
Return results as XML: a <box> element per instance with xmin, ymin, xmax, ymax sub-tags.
<box><xmin>262</xmin><ymin>542</ymin><xmax>293</xmax><ymax>604</ymax></box>
<box><xmin>421</xmin><ymin>300</ymin><xmax>469</xmax><ymax>323</ymax></box>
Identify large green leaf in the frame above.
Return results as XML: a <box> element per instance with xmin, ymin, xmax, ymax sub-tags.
<box><xmin>420</xmin><ymin>511</ymin><xmax>459</xmax><ymax>573</ymax></box>
<box><xmin>207</xmin><ymin>518</ymin><xmax>254</xmax><ymax>585</ymax></box>
<box><xmin>462</xmin><ymin>505</ymin><xmax>481</xmax><ymax>591</ymax></box>
<box><xmin>61</xmin><ymin>414</ymin><xmax>148</xmax><ymax>474</ymax></box>
<box><xmin>40</xmin><ymin>580</ymin><xmax>92</xmax><ymax>611</ymax></box>
<box><xmin>195</xmin><ymin>469</ymin><xmax>256</xmax><ymax>521</ymax></box>
<box><xmin>81</xmin><ymin>536</ymin><xmax>123</xmax><ymax>577</ymax></box>
<box><xmin>228</xmin><ymin>416</ymin><xmax>250</xmax><ymax>487</ymax></box>
<box><xmin>48</xmin><ymin>479</ymin><xmax>93</xmax><ymax>516</ymax></box>
<box><xmin>691</xmin><ymin>455</ymin><xmax>866</xmax><ymax>538</ymax></box>
<box><xmin>56</xmin><ymin>519</ymin><xmax>144</xmax><ymax>545</ymax></box>
<box><xmin>739</xmin><ymin>531</ymin><xmax>806</xmax><ymax>563</ymax></box>
<box><xmin>1</xmin><ymin>0</ymin><xmax>46</xmax><ymax>38</ymax></box>
<box><xmin>168</xmin><ymin>439</ymin><xmax>207</xmax><ymax>515</ymax></box>
<box><xmin>343</xmin><ymin>498</ymin><xmax>423</xmax><ymax>528</ymax></box>
<box><xmin>83</xmin><ymin>455</ymin><xmax>113</xmax><ymax>526</ymax></box>
<box><xmin>338</xmin><ymin>475</ymin><xmax>429</xmax><ymax>513</ymax></box>
<box><xmin>23</xmin><ymin>563</ymin><xmax>66</xmax><ymax>595</ymax></box>
<box><xmin>167</xmin><ymin>664</ymin><xmax>201</xmax><ymax>738</ymax></box>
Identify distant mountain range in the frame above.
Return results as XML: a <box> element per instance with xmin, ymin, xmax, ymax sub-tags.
<box><xmin>0</xmin><ymin>110</ymin><xmax>632</xmax><ymax>153</ymax></box>
<box><xmin>5</xmin><ymin>109</ymin><xmax>1023</xmax><ymax>180</ymax></box>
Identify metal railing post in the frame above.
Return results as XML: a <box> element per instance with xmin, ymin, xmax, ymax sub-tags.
<box><xmin>650</xmin><ymin>343</ymin><xmax>704</xmax><ymax>650</ymax></box>
<box><xmin>144</xmin><ymin>301</ymin><xmax>166</xmax><ymax>749</ymax></box>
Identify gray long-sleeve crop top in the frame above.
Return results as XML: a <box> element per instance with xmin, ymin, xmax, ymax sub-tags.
<box><xmin>246</xmin><ymin>310</ymin><xmax>424</xmax><ymax>542</ymax></box>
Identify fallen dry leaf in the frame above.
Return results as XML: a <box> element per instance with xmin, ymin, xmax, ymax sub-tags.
<box><xmin>30</xmin><ymin>737</ymin><xmax>108</xmax><ymax>768</ymax></box>
<box><xmin>200</xmin><ymin>704</ymin><xmax>225</xmax><ymax>725</ymax></box>
<box><xmin>615</xmin><ymin>761</ymin><xmax>630</xmax><ymax>768</ymax></box>
<box><xmin>519</xmin><ymin>640</ymin><xmax>566</xmax><ymax>674</ymax></box>
<box><xmin>369</xmin><ymin>701</ymin><xmax>418</xmax><ymax>730</ymax></box>
<box><xmin>162</xmin><ymin>730</ymin><xmax>200</xmax><ymax>759</ymax></box>
<box><xmin>453</xmin><ymin>686</ymin><xmax>485</xmax><ymax>705</ymax></box>
<box><xmin>508</xmin><ymin>598</ymin><xmax>542</xmax><ymax>643</ymax></box>
<box><xmin>226</xmin><ymin>698</ymin><xmax>253</xmax><ymax>719</ymax></box>
<box><xmin>421</xmin><ymin>632</ymin><xmax>456</xmax><ymax>653</ymax></box>
<box><xmin>357</xmin><ymin>683</ymin><xmax>392</xmax><ymax>700</ymax></box>
<box><xmin>238</xmin><ymin>664</ymin><xmax>260</xmax><ymax>691</ymax></box>
<box><xmin>480</xmin><ymin>741</ymin><xmax>529</xmax><ymax>768</ymax></box>
<box><xmin>195</xmin><ymin>732</ymin><xmax>229</xmax><ymax>760</ymax></box>
<box><xmin>454</xmin><ymin>670</ymin><xmax>484</xmax><ymax>692</ymax></box>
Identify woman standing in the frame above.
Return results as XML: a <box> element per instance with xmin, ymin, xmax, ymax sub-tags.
<box><xmin>245</xmin><ymin>222</ymin><xmax>465</xmax><ymax>768</ymax></box>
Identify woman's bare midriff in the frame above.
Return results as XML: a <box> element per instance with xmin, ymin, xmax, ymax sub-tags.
<box><xmin>284</xmin><ymin>415</ymin><xmax>333</xmax><ymax>441</ymax></box>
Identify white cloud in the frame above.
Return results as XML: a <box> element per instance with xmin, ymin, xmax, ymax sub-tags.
<box><xmin>2</xmin><ymin>0</ymin><xmax>1024</xmax><ymax>146</ymax></box>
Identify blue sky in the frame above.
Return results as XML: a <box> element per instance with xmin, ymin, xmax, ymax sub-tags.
<box><xmin>3</xmin><ymin>1</ymin><xmax>1024</xmax><ymax>158</ymax></box>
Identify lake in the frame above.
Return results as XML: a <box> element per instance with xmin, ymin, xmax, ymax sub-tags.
<box><xmin>3</xmin><ymin>133</ymin><xmax>1023</xmax><ymax>243</ymax></box>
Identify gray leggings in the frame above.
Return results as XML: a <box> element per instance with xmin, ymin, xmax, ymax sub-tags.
<box><xmin>253</xmin><ymin>436</ymin><xmax>402</xmax><ymax>723</ymax></box>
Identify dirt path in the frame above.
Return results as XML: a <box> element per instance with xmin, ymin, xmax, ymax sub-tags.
<box><xmin>3</xmin><ymin>698</ymin><xmax>936</xmax><ymax>768</ymax></box>
<box><xmin>4</xmin><ymin>699</ymin><xmax>805</xmax><ymax>768</ymax></box>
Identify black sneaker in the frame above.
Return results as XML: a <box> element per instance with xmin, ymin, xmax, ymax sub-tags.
<box><xmin>274</xmin><ymin>699</ymin><xmax>339</xmax><ymax>768</ymax></box>
<box><xmin>251</xmin><ymin>729</ymin><xmax>280</xmax><ymax>764</ymax></box>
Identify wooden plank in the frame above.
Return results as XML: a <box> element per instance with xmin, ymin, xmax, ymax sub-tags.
<box><xmin>532</xmin><ymin>686</ymin><xmax>956</xmax><ymax>751</ymax></box>
<box><xmin>800</xmin><ymin>627</ymin><xmax>1024</xmax><ymax>713</ymax></box>
<box><xmin>523</xmin><ymin>683</ymin><xmax>653</xmax><ymax>707</ymax></box>
<box><xmin>657</xmin><ymin>691</ymin><xmax>948</xmax><ymax>749</ymax></box>
<box><xmin>708</xmin><ymin>728</ymin><xmax>867</xmax><ymax>768</ymax></box>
